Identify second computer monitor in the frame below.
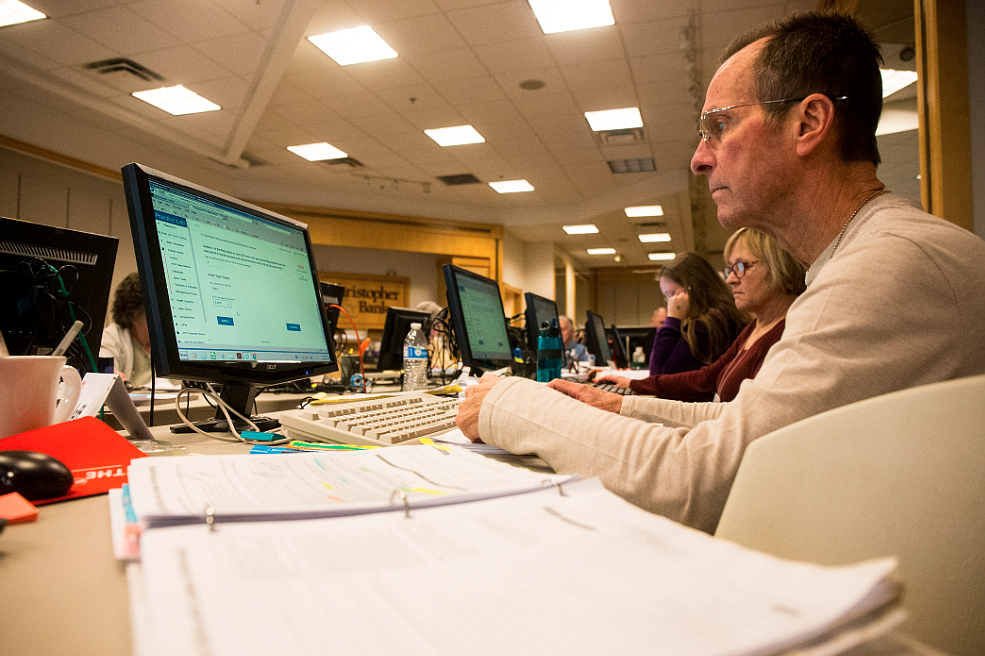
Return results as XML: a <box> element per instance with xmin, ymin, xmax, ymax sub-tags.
<box><xmin>443</xmin><ymin>264</ymin><xmax>515</xmax><ymax>375</ymax></box>
<box><xmin>584</xmin><ymin>310</ymin><xmax>613</xmax><ymax>367</ymax></box>
<box><xmin>376</xmin><ymin>306</ymin><xmax>431</xmax><ymax>372</ymax></box>
<box><xmin>523</xmin><ymin>291</ymin><xmax>559</xmax><ymax>351</ymax></box>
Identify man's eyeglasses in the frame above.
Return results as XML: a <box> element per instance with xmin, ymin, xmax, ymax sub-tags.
<box><xmin>724</xmin><ymin>260</ymin><xmax>760</xmax><ymax>279</ymax></box>
<box><xmin>698</xmin><ymin>95</ymin><xmax>847</xmax><ymax>143</ymax></box>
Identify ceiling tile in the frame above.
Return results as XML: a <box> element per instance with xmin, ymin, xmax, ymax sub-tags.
<box><xmin>130</xmin><ymin>0</ymin><xmax>248</xmax><ymax>43</ymax></box>
<box><xmin>560</xmin><ymin>59</ymin><xmax>634</xmax><ymax>92</ymax></box>
<box><xmin>346</xmin><ymin>0</ymin><xmax>442</xmax><ymax>23</ymax></box>
<box><xmin>403</xmin><ymin>49</ymin><xmax>488</xmax><ymax>83</ymax></box>
<box><xmin>511</xmin><ymin>91</ymin><xmax>579</xmax><ymax>119</ymax></box>
<box><xmin>473</xmin><ymin>38</ymin><xmax>553</xmax><ymax>73</ymax></box>
<box><xmin>60</xmin><ymin>6</ymin><xmax>181</xmax><ymax>54</ymax></box>
<box><xmin>134</xmin><ymin>45</ymin><xmax>234</xmax><ymax>85</ymax></box>
<box><xmin>342</xmin><ymin>59</ymin><xmax>428</xmax><ymax>91</ymax></box>
<box><xmin>432</xmin><ymin>77</ymin><xmax>509</xmax><ymax>105</ymax></box>
<box><xmin>445</xmin><ymin>3</ymin><xmax>540</xmax><ymax>46</ymax></box>
<box><xmin>195</xmin><ymin>32</ymin><xmax>269</xmax><ymax>77</ymax></box>
<box><xmin>543</xmin><ymin>26</ymin><xmax>623</xmax><ymax>66</ymax></box>
<box><xmin>374</xmin><ymin>13</ymin><xmax>467</xmax><ymax>55</ymax></box>
<box><xmin>213</xmin><ymin>0</ymin><xmax>290</xmax><ymax>31</ymax></box>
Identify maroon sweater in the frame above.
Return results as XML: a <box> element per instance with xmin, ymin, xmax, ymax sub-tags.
<box><xmin>629</xmin><ymin>319</ymin><xmax>785</xmax><ymax>402</ymax></box>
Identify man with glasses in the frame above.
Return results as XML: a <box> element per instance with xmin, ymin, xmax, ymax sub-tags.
<box><xmin>456</xmin><ymin>11</ymin><xmax>985</xmax><ymax>533</ymax></box>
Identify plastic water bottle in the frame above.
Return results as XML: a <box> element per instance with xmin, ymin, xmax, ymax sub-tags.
<box><xmin>632</xmin><ymin>346</ymin><xmax>646</xmax><ymax>369</ymax></box>
<box><xmin>402</xmin><ymin>322</ymin><xmax>429</xmax><ymax>391</ymax></box>
<box><xmin>536</xmin><ymin>319</ymin><xmax>563</xmax><ymax>383</ymax></box>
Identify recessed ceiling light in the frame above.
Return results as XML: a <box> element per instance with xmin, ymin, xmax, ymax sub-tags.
<box><xmin>880</xmin><ymin>69</ymin><xmax>918</xmax><ymax>97</ymax></box>
<box><xmin>625</xmin><ymin>205</ymin><xmax>663</xmax><ymax>217</ymax></box>
<box><xmin>132</xmin><ymin>86</ymin><xmax>220</xmax><ymax>115</ymax></box>
<box><xmin>638</xmin><ymin>233</ymin><xmax>671</xmax><ymax>243</ymax></box>
<box><xmin>585</xmin><ymin>107</ymin><xmax>643</xmax><ymax>131</ymax></box>
<box><xmin>563</xmin><ymin>224</ymin><xmax>599</xmax><ymax>235</ymax></box>
<box><xmin>648</xmin><ymin>252</ymin><xmax>676</xmax><ymax>261</ymax></box>
<box><xmin>587</xmin><ymin>248</ymin><xmax>616</xmax><ymax>255</ymax></box>
<box><xmin>489</xmin><ymin>180</ymin><xmax>534</xmax><ymax>193</ymax></box>
<box><xmin>529</xmin><ymin>0</ymin><xmax>614</xmax><ymax>34</ymax></box>
<box><xmin>0</xmin><ymin>0</ymin><xmax>45</xmax><ymax>27</ymax></box>
<box><xmin>424</xmin><ymin>125</ymin><xmax>485</xmax><ymax>147</ymax></box>
<box><xmin>308</xmin><ymin>26</ymin><xmax>398</xmax><ymax>66</ymax></box>
<box><xmin>287</xmin><ymin>142</ymin><xmax>348</xmax><ymax>161</ymax></box>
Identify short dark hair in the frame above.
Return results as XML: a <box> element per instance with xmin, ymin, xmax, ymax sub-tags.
<box><xmin>111</xmin><ymin>272</ymin><xmax>144</xmax><ymax>329</ymax></box>
<box><xmin>721</xmin><ymin>11</ymin><xmax>884</xmax><ymax>166</ymax></box>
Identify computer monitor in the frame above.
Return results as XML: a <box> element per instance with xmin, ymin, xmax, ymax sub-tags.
<box><xmin>376</xmin><ymin>306</ymin><xmax>431</xmax><ymax>372</ymax></box>
<box><xmin>584</xmin><ymin>310</ymin><xmax>613</xmax><ymax>367</ymax></box>
<box><xmin>122</xmin><ymin>163</ymin><xmax>337</xmax><ymax>432</ymax></box>
<box><xmin>523</xmin><ymin>291</ymin><xmax>559</xmax><ymax>352</ymax></box>
<box><xmin>443</xmin><ymin>264</ymin><xmax>515</xmax><ymax>375</ymax></box>
<box><xmin>607</xmin><ymin>325</ymin><xmax>629</xmax><ymax>369</ymax></box>
<box><xmin>0</xmin><ymin>216</ymin><xmax>118</xmax><ymax>374</ymax></box>
<box><xmin>320</xmin><ymin>281</ymin><xmax>345</xmax><ymax>355</ymax></box>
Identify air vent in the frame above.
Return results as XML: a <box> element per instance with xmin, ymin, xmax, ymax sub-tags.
<box><xmin>597</xmin><ymin>127</ymin><xmax>646</xmax><ymax>146</ymax></box>
<box><xmin>636</xmin><ymin>221</ymin><xmax>667</xmax><ymax>228</ymax></box>
<box><xmin>317</xmin><ymin>157</ymin><xmax>365</xmax><ymax>169</ymax></box>
<box><xmin>83</xmin><ymin>58</ymin><xmax>164</xmax><ymax>82</ymax></box>
<box><xmin>608</xmin><ymin>158</ymin><xmax>656</xmax><ymax>174</ymax></box>
<box><xmin>437</xmin><ymin>173</ymin><xmax>482</xmax><ymax>186</ymax></box>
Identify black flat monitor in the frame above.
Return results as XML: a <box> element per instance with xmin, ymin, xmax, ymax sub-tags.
<box><xmin>0</xmin><ymin>216</ymin><xmax>118</xmax><ymax>374</ymax></box>
<box><xmin>122</xmin><ymin>163</ymin><xmax>337</xmax><ymax>432</ymax></box>
<box><xmin>376</xmin><ymin>306</ymin><xmax>430</xmax><ymax>372</ymax></box>
<box><xmin>320</xmin><ymin>281</ymin><xmax>345</xmax><ymax>355</ymax></box>
<box><xmin>443</xmin><ymin>264</ymin><xmax>515</xmax><ymax>375</ymax></box>
<box><xmin>607</xmin><ymin>325</ymin><xmax>629</xmax><ymax>369</ymax></box>
<box><xmin>584</xmin><ymin>310</ymin><xmax>613</xmax><ymax>367</ymax></box>
<box><xmin>523</xmin><ymin>291</ymin><xmax>559</xmax><ymax>352</ymax></box>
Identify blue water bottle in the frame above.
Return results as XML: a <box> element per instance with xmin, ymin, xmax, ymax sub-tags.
<box><xmin>536</xmin><ymin>318</ymin><xmax>563</xmax><ymax>383</ymax></box>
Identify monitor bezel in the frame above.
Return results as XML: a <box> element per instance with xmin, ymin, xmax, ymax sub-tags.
<box><xmin>523</xmin><ymin>291</ymin><xmax>559</xmax><ymax>353</ymax></box>
<box><xmin>584</xmin><ymin>310</ymin><xmax>612</xmax><ymax>367</ymax></box>
<box><xmin>442</xmin><ymin>264</ymin><xmax>515</xmax><ymax>376</ymax></box>
<box><xmin>122</xmin><ymin>162</ymin><xmax>338</xmax><ymax>388</ymax></box>
<box><xmin>376</xmin><ymin>306</ymin><xmax>431</xmax><ymax>372</ymax></box>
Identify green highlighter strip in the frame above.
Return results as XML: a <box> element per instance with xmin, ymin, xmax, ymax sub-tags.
<box><xmin>249</xmin><ymin>441</ymin><xmax>379</xmax><ymax>454</ymax></box>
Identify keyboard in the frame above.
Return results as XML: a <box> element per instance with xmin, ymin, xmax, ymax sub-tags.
<box><xmin>590</xmin><ymin>381</ymin><xmax>637</xmax><ymax>396</ymax></box>
<box><xmin>278</xmin><ymin>392</ymin><xmax>460</xmax><ymax>447</ymax></box>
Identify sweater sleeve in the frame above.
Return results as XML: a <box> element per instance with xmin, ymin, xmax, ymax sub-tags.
<box><xmin>631</xmin><ymin>322</ymin><xmax>754</xmax><ymax>401</ymax></box>
<box><xmin>648</xmin><ymin>317</ymin><xmax>707</xmax><ymax>376</ymax></box>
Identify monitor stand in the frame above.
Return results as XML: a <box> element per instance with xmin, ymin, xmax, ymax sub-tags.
<box><xmin>170</xmin><ymin>382</ymin><xmax>279</xmax><ymax>433</ymax></box>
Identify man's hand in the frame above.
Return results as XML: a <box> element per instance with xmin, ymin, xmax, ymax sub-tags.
<box><xmin>546</xmin><ymin>379</ymin><xmax>624</xmax><ymax>414</ymax></box>
<box><xmin>455</xmin><ymin>374</ymin><xmax>504</xmax><ymax>442</ymax></box>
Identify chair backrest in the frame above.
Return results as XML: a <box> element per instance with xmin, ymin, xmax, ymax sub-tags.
<box><xmin>715</xmin><ymin>375</ymin><xmax>985</xmax><ymax>656</ymax></box>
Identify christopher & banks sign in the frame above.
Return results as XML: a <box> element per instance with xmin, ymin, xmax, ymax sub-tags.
<box><xmin>319</xmin><ymin>272</ymin><xmax>409</xmax><ymax>331</ymax></box>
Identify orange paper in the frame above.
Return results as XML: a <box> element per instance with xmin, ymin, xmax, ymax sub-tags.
<box><xmin>0</xmin><ymin>491</ymin><xmax>39</xmax><ymax>523</ymax></box>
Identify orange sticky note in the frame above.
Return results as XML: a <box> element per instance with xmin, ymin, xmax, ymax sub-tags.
<box><xmin>0</xmin><ymin>492</ymin><xmax>39</xmax><ymax>524</ymax></box>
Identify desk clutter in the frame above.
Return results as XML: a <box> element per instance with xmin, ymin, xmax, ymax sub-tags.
<box><xmin>116</xmin><ymin>447</ymin><xmax>905</xmax><ymax>656</ymax></box>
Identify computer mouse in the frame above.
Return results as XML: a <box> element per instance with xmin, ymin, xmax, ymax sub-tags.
<box><xmin>0</xmin><ymin>450</ymin><xmax>74</xmax><ymax>501</ymax></box>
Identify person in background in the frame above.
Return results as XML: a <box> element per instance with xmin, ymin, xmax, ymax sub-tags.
<box><xmin>558</xmin><ymin>315</ymin><xmax>590</xmax><ymax>364</ymax></box>
<box><xmin>454</xmin><ymin>11</ymin><xmax>985</xmax><ymax>533</ymax></box>
<box><xmin>649</xmin><ymin>252</ymin><xmax>748</xmax><ymax>377</ymax></box>
<box><xmin>596</xmin><ymin>228</ymin><xmax>805</xmax><ymax>401</ymax></box>
<box><xmin>100</xmin><ymin>273</ymin><xmax>152</xmax><ymax>388</ymax></box>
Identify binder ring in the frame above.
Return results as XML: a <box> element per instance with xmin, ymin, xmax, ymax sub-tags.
<box><xmin>205</xmin><ymin>504</ymin><xmax>216</xmax><ymax>532</ymax></box>
<box><xmin>390</xmin><ymin>489</ymin><xmax>411</xmax><ymax>518</ymax></box>
<box><xmin>543</xmin><ymin>478</ymin><xmax>566</xmax><ymax>497</ymax></box>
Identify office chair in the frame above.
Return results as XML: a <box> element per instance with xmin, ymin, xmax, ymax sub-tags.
<box><xmin>715</xmin><ymin>374</ymin><xmax>985</xmax><ymax>656</ymax></box>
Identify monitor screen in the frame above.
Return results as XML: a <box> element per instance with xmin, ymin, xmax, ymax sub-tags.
<box><xmin>584</xmin><ymin>310</ymin><xmax>612</xmax><ymax>367</ymax></box>
<box><xmin>376</xmin><ymin>306</ymin><xmax>431</xmax><ymax>372</ymax></box>
<box><xmin>443</xmin><ymin>264</ymin><xmax>514</xmax><ymax>375</ymax></box>
<box><xmin>523</xmin><ymin>292</ymin><xmax>559</xmax><ymax>353</ymax></box>
<box><xmin>0</xmin><ymin>216</ymin><xmax>118</xmax><ymax>374</ymax></box>
<box><xmin>122</xmin><ymin>163</ymin><xmax>337</xmax><ymax>429</ymax></box>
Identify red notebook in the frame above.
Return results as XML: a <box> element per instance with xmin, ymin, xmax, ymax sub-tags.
<box><xmin>0</xmin><ymin>417</ymin><xmax>148</xmax><ymax>505</ymax></box>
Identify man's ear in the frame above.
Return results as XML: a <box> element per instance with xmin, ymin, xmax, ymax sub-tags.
<box><xmin>793</xmin><ymin>94</ymin><xmax>837</xmax><ymax>157</ymax></box>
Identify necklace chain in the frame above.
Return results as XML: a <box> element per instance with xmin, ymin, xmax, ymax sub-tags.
<box><xmin>831</xmin><ymin>190</ymin><xmax>884</xmax><ymax>255</ymax></box>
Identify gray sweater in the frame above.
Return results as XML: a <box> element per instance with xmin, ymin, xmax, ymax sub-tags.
<box><xmin>477</xmin><ymin>194</ymin><xmax>985</xmax><ymax>533</ymax></box>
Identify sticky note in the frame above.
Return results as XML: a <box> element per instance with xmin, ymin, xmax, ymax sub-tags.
<box><xmin>0</xmin><ymin>492</ymin><xmax>39</xmax><ymax>524</ymax></box>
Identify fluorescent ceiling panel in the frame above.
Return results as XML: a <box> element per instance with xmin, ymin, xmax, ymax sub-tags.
<box><xmin>308</xmin><ymin>26</ymin><xmax>398</xmax><ymax>66</ymax></box>
<box><xmin>585</xmin><ymin>107</ymin><xmax>643</xmax><ymax>131</ymax></box>
<box><xmin>424</xmin><ymin>125</ymin><xmax>485</xmax><ymax>146</ymax></box>
<box><xmin>880</xmin><ymin>69</ymin><xmax>918</xmax><ymax>98</ymax></box>
<box><xmin>648</xmin><ymin>252</ymin><xmax>676</xmax><ymax>261</ymax></box>
<box><xmin>876</xmin><ymin>108</ymin><xmax>919</xmax><ymax>136</ymax></box>
<box><xmin>489</xmin><ymin>180</ymin><xmax>534</xmax><ymax>193</ymax></box>
<box><xmin>132</xmin><ymin>86</ymin><xmax>220</xmax><ymax>115</ymax></box>
<box><xmin>638</xmin><ymin>233</ymin><xmax>671</xmax><ymax>243</ymax></box>
<box><xmin>287</xmin><ymin>142</ymin><xmax>348</xmax><ymax>161</ymax></box>
<box><xmin>0</xmin><ymin>0</ymin><xmax>44</xmax><ymax>27</ymax></box>
<box><xmin>587</xmin><ymin>248</ymin><xmax>616</xmax><ymax>255</ymax></box>
<box><xmin>625</xmin><ymin>205</ymin><xmax>663</xmax><ymax>217</ymax></box>
<box><xmin>529</xmin><ymin>0</ymin><xmax>614</xmax><ymax>34</ymax></box>
<box><xmin>563</xmin><ymin>224</ymin><xmax>598</xmax><ymax>234</ymax></box>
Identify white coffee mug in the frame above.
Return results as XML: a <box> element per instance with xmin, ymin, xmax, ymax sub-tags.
<box><xmin>0</xmin><ymin>355</ymin><xmax>83</xmax><ymax>439</ymax></box>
